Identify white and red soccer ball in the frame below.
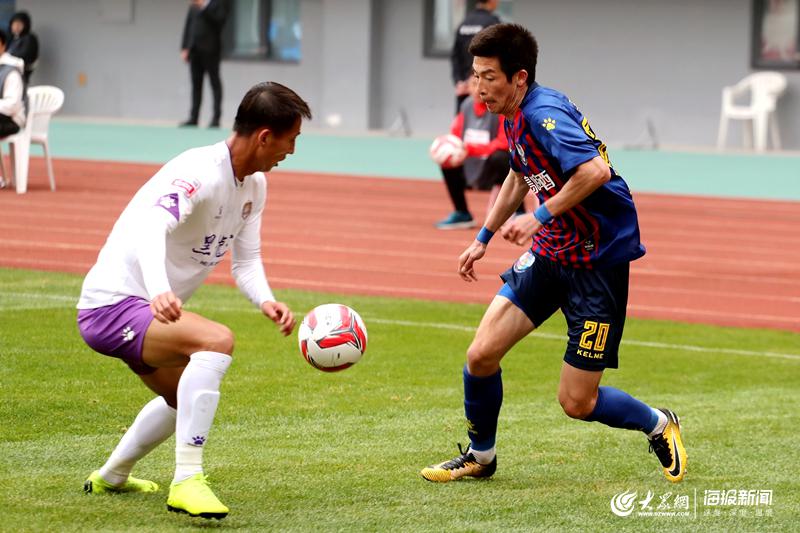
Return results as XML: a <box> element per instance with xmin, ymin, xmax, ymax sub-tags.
<box><xmin>298</xmin><ymin>304</ymin><xmax>368</xmax><ymax>372</ymax></box>
<box><xmin>429</xmin><ymin>134</ymin><xmax>467</xmax><ymax>168</ymax></box>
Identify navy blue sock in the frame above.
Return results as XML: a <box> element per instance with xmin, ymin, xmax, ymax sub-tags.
<box><xmin>585</xmin><ymin>386</ymin><xmax>658</xmax><ymax>433</ymax></box>
<box><xmin>463</xmin><ymin>366</ymin><xmax>503</xmax><ymax>451</ymax></box>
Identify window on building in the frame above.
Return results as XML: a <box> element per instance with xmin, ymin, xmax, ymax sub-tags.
<box><xmin>224</xmin><ymin>0</ymin><xmax>301</xmax><ymax>62</ymax></box>
<box><xmin>423</xmin><ymin>0</ymin><xmax>512</xmax><ymax>58</ymax></box>
<box><xmin>0</xmin><ymin>0</ymin><xmax>16</xmax><ymax>31</ymax></box>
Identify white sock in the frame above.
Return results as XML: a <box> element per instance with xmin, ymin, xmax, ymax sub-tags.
<box><xmin>173</xmin><ymin>351</ymin><xmax>232</xmax><ymax>483</ymax></box>
<box><xmin>99</xmin><ymin>396</ymin><xmax>177</xmax><ymax>486</ymax></box>
<box><xmin>647</xmin><ymin>409</ymin><xmax>669</xmax><ymax>438</ymax></box>
<box><xmin>470</xmin><ymin>446</ymin><xmax>496</xmax><ymax>465</ymax></box>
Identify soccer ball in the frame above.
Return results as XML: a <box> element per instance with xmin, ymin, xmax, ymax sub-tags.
<box><xmin>429</xmin><ymin>134</ymin><xmax>467</xmax><ymax>168</ymax></box>
<box><xmin>298</xmin><ymin>304</ymin><xmax>368</xmax><ymax>372</ymax></box>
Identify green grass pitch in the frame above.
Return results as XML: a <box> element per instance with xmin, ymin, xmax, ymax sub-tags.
<box><xmin>1</xmin><ymin>268</ymin><xmax>798</xmax><ymax>532</ymax></box>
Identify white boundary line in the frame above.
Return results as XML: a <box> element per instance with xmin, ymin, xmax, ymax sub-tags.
<box><xmin>7</xmin><ymin>292</ymin><xmax>800</xmax><ymax>361</ymax></box>
<box><xmin>3</xmin><ymin>292</ymin><xmax>796</xmax><ymax>362</ymax></box>
<box><xmin>364</xmin><ymin>318</ymin><xmax>800</xmax><ymax>361</ymax></box>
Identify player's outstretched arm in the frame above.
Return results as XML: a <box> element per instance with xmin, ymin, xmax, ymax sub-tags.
<box><xmin>261</xmin><ymin>301</ymin><xmax>296</xmax><ymax>337</ymax></box>
<box><xmin>150</xmin><ymin>291</ymin><xmax>183</xmax><ymax>324</ymax></box>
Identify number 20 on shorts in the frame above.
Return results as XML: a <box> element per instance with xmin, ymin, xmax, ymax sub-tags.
<box><xmin>579</xmin><ymin>320</ymin><xmax>610</xmax><ymax>351</ymax></box>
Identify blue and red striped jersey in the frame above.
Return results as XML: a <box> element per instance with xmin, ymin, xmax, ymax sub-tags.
<box><xmin>505</xmin><ymin>83</ymin><xmax>646</xmax><ymax>267</ymax></box>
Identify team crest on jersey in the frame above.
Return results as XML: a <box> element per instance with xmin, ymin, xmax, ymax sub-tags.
<box><xmin>241</xmin><ymin>201</ymin><xmax>253</xmax><ymax>220</ymax></box>
<box><xmin>514</xmin><ymin>143</ymin><xmax>528</xmax><ymax>167</ymax></box>
<box><xmin>171</xmin><ymin>178</ymin><xmax>201</xmax><ymax>198</ymax></box>
<box><xmin>513</xmin><ymin>251</ymin><xmax>535</xmax><ymax>273</ymax></box>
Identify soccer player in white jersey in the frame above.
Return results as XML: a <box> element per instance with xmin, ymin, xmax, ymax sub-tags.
<box><xmin>77</xmin><ymin>82</ymin><xmax>311</xmax><ymax>520</ymax></box>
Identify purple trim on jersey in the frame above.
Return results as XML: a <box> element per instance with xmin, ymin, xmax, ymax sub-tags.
<box><xmin>77</xmin><ymin>296</ymin><xmax>156</xmax><ymax>375</ymax></box>
<box><xmin>155</xmin><ymin>193</ymin><xmax>180</xmax><ymax>221</ymax></box>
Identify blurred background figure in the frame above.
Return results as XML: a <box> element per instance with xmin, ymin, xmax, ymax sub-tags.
<box><xmin>0</xmin><ymin>28</ymin><xmax>26</xmax><ymax>189</ymax></box>
<box><xmin>0</xmin><ymin>28</ymin><xmax>25</xmax><ymax>137</ymax></box>
<box><xmin>180</xmin><ymin>0</ymin><xmax>230</xmax><ymax>128</ymax></box>
<box><xmin>758</xmin><ymin>0</ymin><xmax>797</xmax><ymax>62</ymax></box>
<box><xmin>450</xmin><ymin>0</ymin><xmax>499</xmax><ymax>114</ymax></box>
<box><xmin>7</xmin><ymin>11</ymin><xmax>38</xmax><ymax>85</ymax></box>
<box><xmin>433</xmin><ymin>76</ymin><xmax>524</xmax><ymax>230</ymax></box>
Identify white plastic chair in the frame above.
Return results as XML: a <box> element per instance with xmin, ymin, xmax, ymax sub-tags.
<box><xmin>717</xmin><ymin>72</ymin><xmax>787</xmax><ymax>152</ymax></box>
<box><xmin>30</xmin><ymin>86</ymin><xmax>65</xmax><ymax>190</ymax></box>
<box><xmin>0</xmin><ymin>85</ymin><xmax>65</xmax><ymax>193</ymax></box>
<box><xmin>0</xmin><ymin>102</ymin><xmax>32</xmax><ymax>194</ymax></box>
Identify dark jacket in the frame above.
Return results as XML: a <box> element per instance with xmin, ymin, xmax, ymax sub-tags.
<box><xmin>450</xmin><ymin>7</ymin><xmax>500</xmax><ymax>85</ymax></box>
<box><xmin>181</xmin><ymin>0</ymin><xmax>230</xmax><ymax>56</ymax></box>
<box><xmin>7</xmin><ymin>11</ymin><xmax>38</xmax><ymax>77</ymax></box>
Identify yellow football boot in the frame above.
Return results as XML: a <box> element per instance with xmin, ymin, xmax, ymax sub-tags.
<box><xmin>83</xmin><ymin>470</ymin><xmax>159</xmax><ymax>494</ymax></box>
<box><xmin>648</xmin><ymin>408</ymin><xmax>687</xmax><ymax>483</ymax></box>
<box><xmin>166</xmin><ymin>474</ymin><xmax>229</xmax><ymax>519</ymax></box>
<box><xmin>421</xmin><ymin>444</ymin><xmax>497</xmax><ymax>482</ymax></box>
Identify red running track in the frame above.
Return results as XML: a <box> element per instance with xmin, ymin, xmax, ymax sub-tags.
<box><xmin>2</xmin><ymin>158</ymin><xmax>799</xmax><ymax>332</ymax></box>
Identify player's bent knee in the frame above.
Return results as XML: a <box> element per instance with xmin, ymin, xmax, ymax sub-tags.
<box><xmin>199</xmin><ymin>323</ymin><xmax>235</xmax><ymax>355</ymax></box>
<box><xmin>558</xmin><ymin>395</ymin><xmax>595</xmax><ymax>420</ymax></box>
<box><xmin>466</xmin><ymin>341</ymin><xmax>502</xmax><ymax>376</ymax></box>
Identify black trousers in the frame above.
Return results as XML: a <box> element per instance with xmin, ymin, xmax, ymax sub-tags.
<box><xmin>455</xmin><ymin>93</ymin><xmax>469</xmax><ymax>115</ymax></box>
<box><xmin>189</xmin><ymin>49</ymin><xmax>222</xmax><ymax>123</ymax></box>
<box><xmin>441</xmin><ymin>150</ymin><xmax>524</xmax><ymax>214</ymax></box>
<box><xmin>0</xmin><ymin>114</ymin><xmax>20</xmax><ymax>137</ymax></box>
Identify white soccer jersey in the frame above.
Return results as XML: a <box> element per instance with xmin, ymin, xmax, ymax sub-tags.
<box><xmin>78</xmin><ymin>141</ymin><xmax>275</xmax><ymax>309</ymax></box>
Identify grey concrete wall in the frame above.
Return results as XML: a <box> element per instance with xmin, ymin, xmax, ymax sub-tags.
<box><xmin>512</xmin><ymin>0</ymin><xmax>800</xmax><ymax>148</ymax></box>
<box><xmin>19</xmin><ymin>0</ymin><xmax>800</xmax><ymax>148</ymax></box>
<box><xmin>22</xmin><ymin>0</ymin><xmax>324</xmax><ymax>126</ymax></box>
<box><xmin>374</xmin><ymin>0</ymin><xmax>800</xmax><ymax>148</ymax></box>
<box><xmin>318</xmin><ymin>0</ymin><xmax>374</xmax><ymax>130</ymax></box>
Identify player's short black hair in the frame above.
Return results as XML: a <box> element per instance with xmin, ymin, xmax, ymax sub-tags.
<box><xmin>234</xmin><ymin>82</ymin><xmax>312</xmax><ymax>136</ymax></box>
<box><xmin>0</xmin><ymin>29</ymin><xmax>7</xmax><ymax>47</ymax></box>
<box><xmin>469</xmin><ymin>23</ymin><xmax>538</xmax><ymax>86</ymax></box>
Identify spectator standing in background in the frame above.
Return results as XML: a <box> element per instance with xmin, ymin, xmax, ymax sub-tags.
<box><xmin>7</xmin><ymin>11</ymin><xmax>38</xmax><ymax>85</ymax></box>
<box><xmin>181</xmin><ymin>0</ymin><xmax>229</xmax><ymax>128</ymax></box>
<box><xmin>450</xmin><ymin>0</ymin><xmax>500</xmax><ymax>114</ymax></box>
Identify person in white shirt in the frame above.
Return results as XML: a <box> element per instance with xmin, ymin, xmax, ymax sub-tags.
<box><xmin>78</xmin><ymin>81</ymin><xmax>311</xmax><ymax>520</ymax></box>
<box><xmin>0</xmin><ymin>29</ymin><xmax>24</xmax><ymax>136</ymax></box>
<box><xmin>0</xmin><ymin>29</ymin><xmax>25</xmax><ymax>189</ymax></box>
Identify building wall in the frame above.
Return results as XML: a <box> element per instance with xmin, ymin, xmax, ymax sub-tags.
<box><xmin>22</xmin><ymin>0</ymin><xmax>326</xmax><ymax>125</ymax></box>
<box><xmin>20</xmin><ymin>0</ymin><xmax>800</xmax><ymax>148</ymax></box>
<box><xmin>373</xmin><ymin>0</ymin><xmax>800</xmax><ymax>148</ymax></box>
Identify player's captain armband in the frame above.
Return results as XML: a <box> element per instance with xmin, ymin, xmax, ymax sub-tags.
<box><xmin>171</xmin><ymin>178</ymin><xmax>201</xmax><ymax>198</ymax></box>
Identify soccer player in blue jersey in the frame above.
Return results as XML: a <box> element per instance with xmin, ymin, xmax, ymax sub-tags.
<box><xmin>420</xmin><ymin>23</ymin><xmax>687</xmax><ymax>484</ymax></box>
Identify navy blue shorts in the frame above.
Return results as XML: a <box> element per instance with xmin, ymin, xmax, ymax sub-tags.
<box><xmin>499</xmin><ymin>251</ymin><xmax>630</xmax><ymax>371</ymax></box>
